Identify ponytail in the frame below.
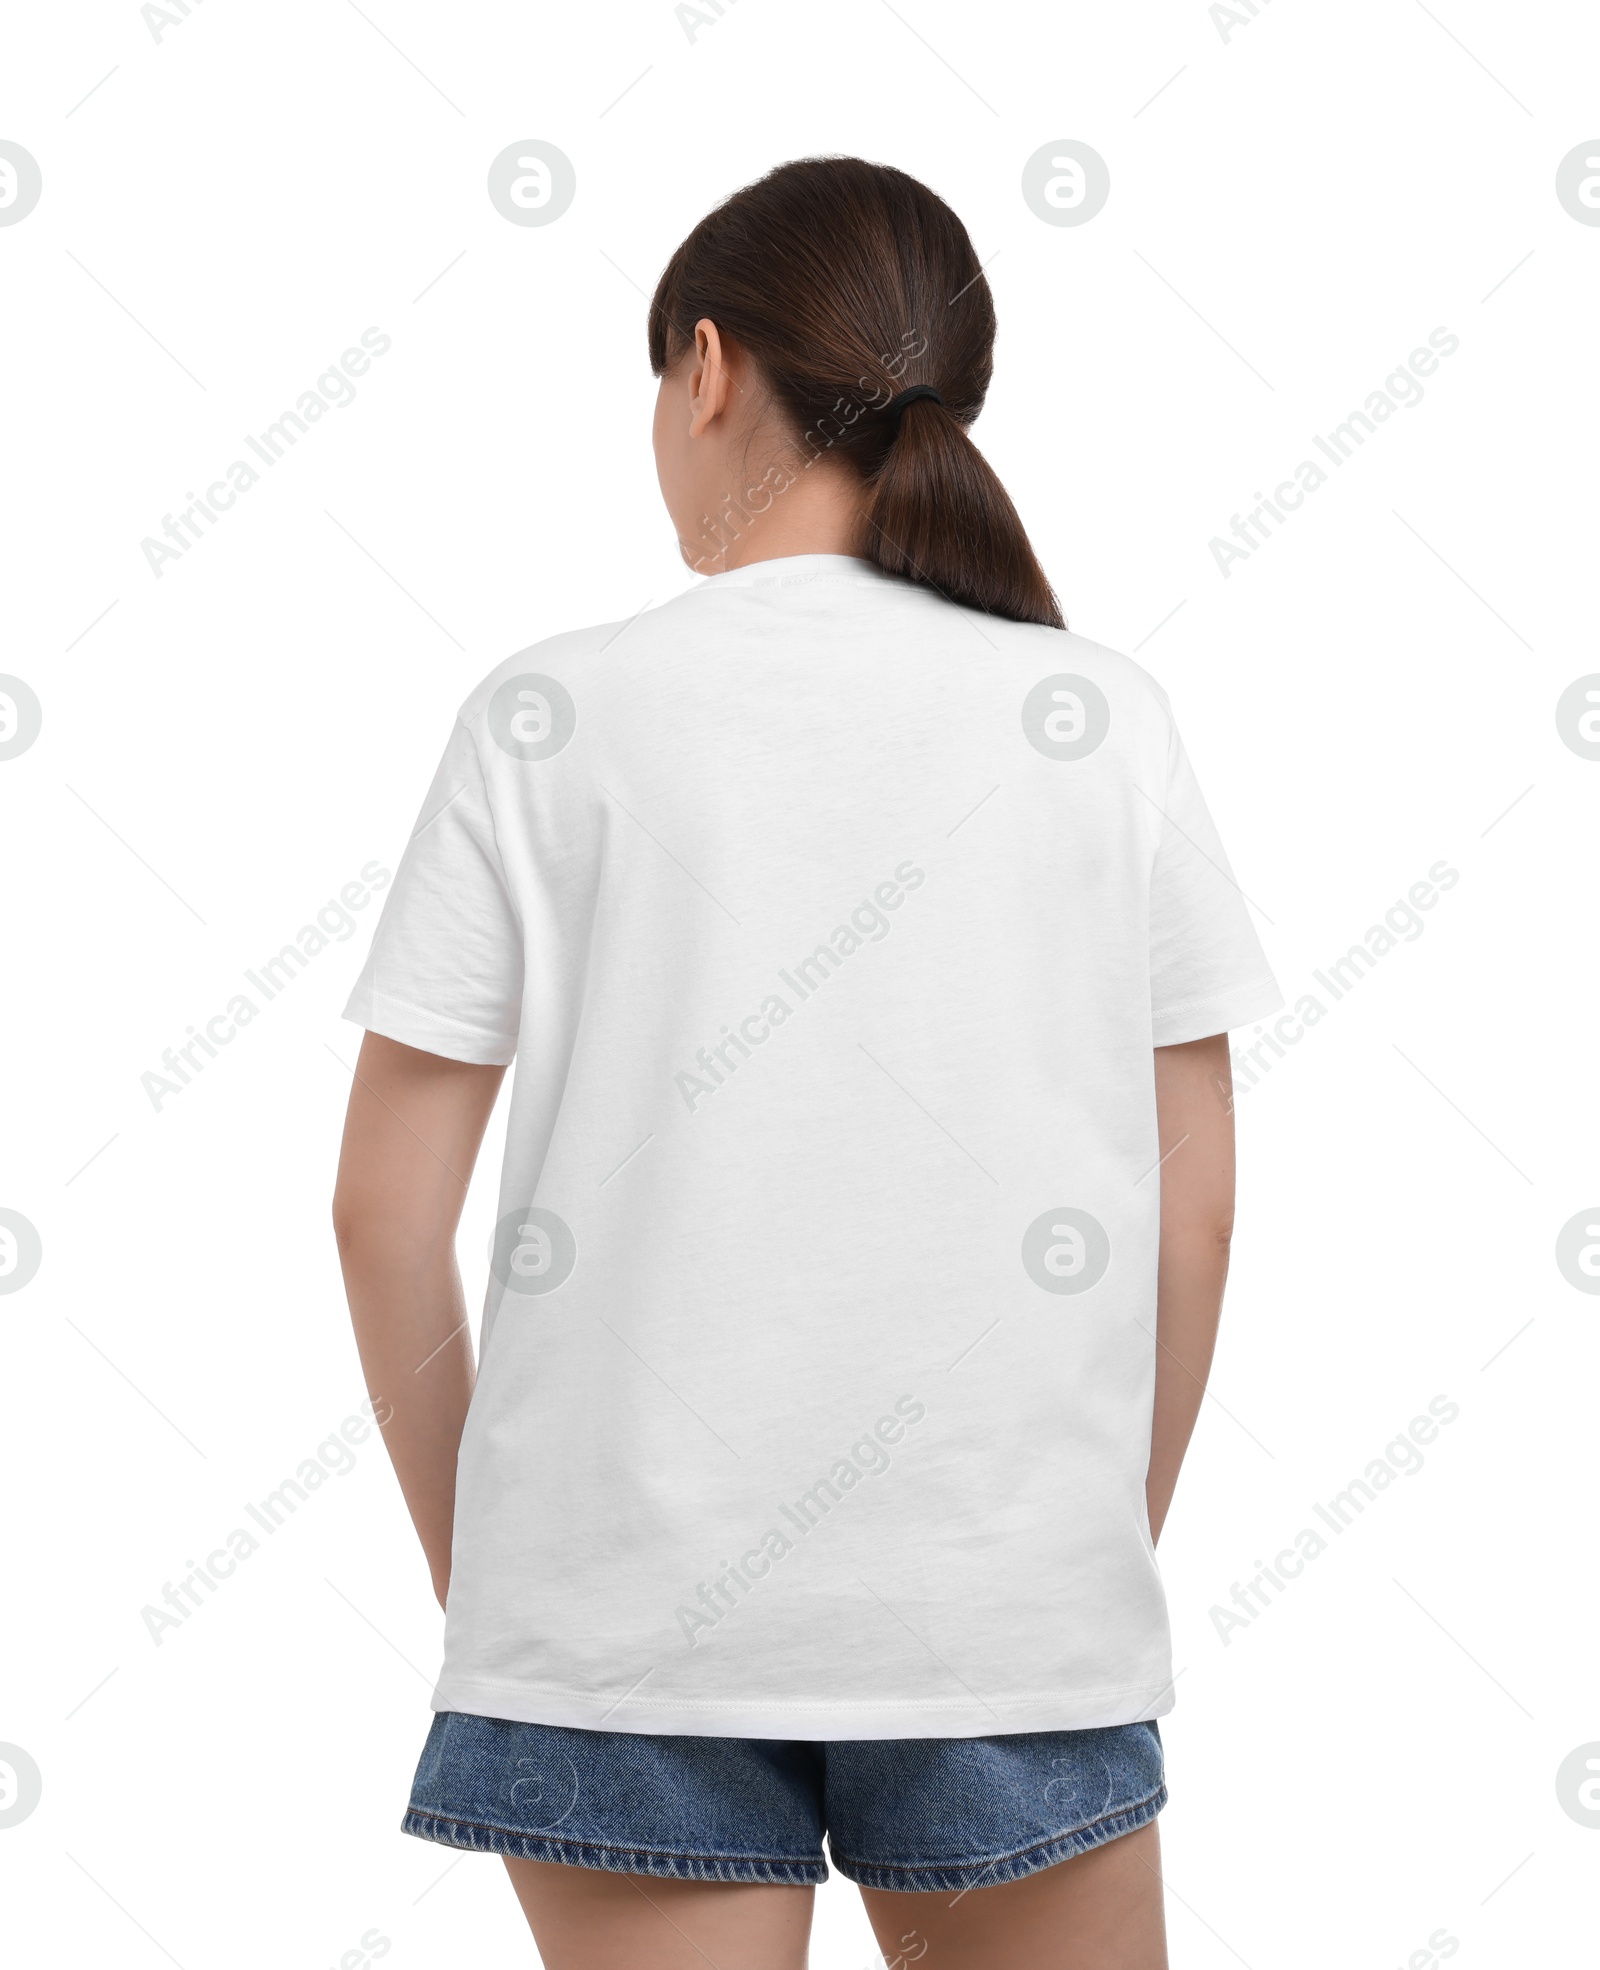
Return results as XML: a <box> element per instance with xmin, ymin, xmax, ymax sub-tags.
<box><xmin>648</xmin><ymin>156</ymin><xmax>1065</xmax><ymax>630</ymax></box>
<box><xmin>862</xmin><ymin>396</ymin><xmax>1063</xmax><ymax>627</ymax></box>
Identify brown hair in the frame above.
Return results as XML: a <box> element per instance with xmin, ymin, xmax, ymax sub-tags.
<box><xmin>648</xmin><ymin>156</ymin><xmax>1065</xmax><ymax>629</ymax></box>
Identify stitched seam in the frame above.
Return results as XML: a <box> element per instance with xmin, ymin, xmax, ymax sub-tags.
<box><xmin>404</xmin><ymin>1810</ymin><xmax>822</xmax><ymax>1871</ymax></box>
<box><xmin>349</xmin><ymin>984</ymin><xmax>516</xmax><ymax>1048</ymax></box>
<box><xmin>708</xmin><ymin>574</ymin><xmax>885</xmax><ymax>593</ymax></box>
<box><xmin>831</xmin><ymin>1782</ymin><xmax>1166</xmax><ymax>1879</ymax></box>
<box><xmin>1151</xmin><ymin>975</ymin><xmax>1279</xmax><ymax>1020</ymax></box>
<box><xmin>440</xmin><ymin>1677</ymin><xmax>1174</xmax><ymax>1712</ymax></box>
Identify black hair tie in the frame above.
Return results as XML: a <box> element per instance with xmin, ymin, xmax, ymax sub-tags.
<box><xmin>884</xmin><ymin>383</ymin><xmax>943</xmax><ymax>431</ymax></box>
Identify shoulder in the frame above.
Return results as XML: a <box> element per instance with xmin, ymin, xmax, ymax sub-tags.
<box><xmin>973</xmin><ymin>613</ymin><xmax>1177</xmax><ymax>729</ymax></box>
<box><xmin>453</xmin><ymin>614</ymin><xmax>647</xmax><ymax>727</ymax></box>
<box><xmin>451</xmin><ymin>592</ymin><xmax>1179</xmax><ymax>739</ymax></box>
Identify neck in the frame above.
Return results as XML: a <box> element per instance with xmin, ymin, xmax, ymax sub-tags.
<box><xmin>681</xmin><ymin>457</ymin><xmax>867</xmax><ymax>576</ymax></box>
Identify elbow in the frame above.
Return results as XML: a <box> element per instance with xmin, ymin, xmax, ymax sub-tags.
<box><xmin>330</xmin><ymin>1187</ymin><xmax>360</xmax><ymax>1259</ymax></box>
<box><xmin>330</xmin><ymin>1169</ymin><xmax>375</xmax><ymax>1253</ymax></box>
<box><xmin>331</xmin><ymin>1182</ymin><xmax>392</xmax><ymax>1267</ymax></box>
<box><xmin>332</xmin><ymin>1183</ymin><xmax>453</xmax><ymax>1275</ymax></box>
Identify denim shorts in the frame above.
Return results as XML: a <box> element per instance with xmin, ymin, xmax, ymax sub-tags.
<box><xmin>402</xmin><ymin>1711</ymin><xmax>1165</xmax><ymax>1893</ymax></box>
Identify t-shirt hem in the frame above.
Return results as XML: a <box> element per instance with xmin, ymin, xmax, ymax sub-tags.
<box><xmin>428</xmin><ymin>1673</ymin><xmax>1177</xmax><ymax>1741</ymax></box>
<box><xmin>1151</xmin><ymin>973</ymin><xmax>1284</xmax><ymax>1048</ymax></box>
<box><xmin>342</xmin><ymin>985</ymin><xmax>518</xmax><ymax>1067</ymax></box>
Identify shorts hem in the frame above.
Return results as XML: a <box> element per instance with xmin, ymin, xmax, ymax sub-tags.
<box><xmin>829</xmin><ymin>1781</ymin><xmax>1167</xmax><ymax>1894</ymax></box>
<box><xmin>400</xmin><ymin>1809</ymin><xmax>828</xmax><ymax>1885</ymax></box>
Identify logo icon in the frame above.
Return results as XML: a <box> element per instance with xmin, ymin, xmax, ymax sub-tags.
<box><xmin>1555</xmin><ymin>1209</ymin><xmax>1600</xmax><ymax>1294</ymax></box>
<box><xmin>0</xmin><ymin>1744</ymin><xmax>42</xmax><ymax>1828</ymax></box>
<box><xmin>0</xmin><ymin>142</ymin><xmax>42</xmax><ymax>227</ymax></box>
<box><xmin>1022</xmin><ymin>141</ymin><xmax>1111</xmax><ymax>227</ymax></box>
<box><xmin>0</xmin><ymin>677</ymin><xmax>41</xmax><ymax>763</ymax></box>
<box><xmin>509</xmin><ymin>1749</ymin><xmax>580</xmax><ymax>1829</ymax></box>
<box><xmin>488</xmin><ymin>672</ymin><xmax>577</xmax><ymax>763</ymax></box>
<box><xmin>1022</xmin><ymin>1208</ymin><xmax>1111</xmax><ymax>1295</ymax></box>
<box><xmin>487</xmin><ymin>141</ymin><xmax>577</xmax><ymax>227</ymax></box>
<box><xmin>0</xmin><ymin>1210</ymin><xmax>42</xmax><ymax>1296</ymax></box>
<box><xmin>1021</xmin><ymin>674</ymin><xmax>1111</xmax><ymax>761</ymax></box>
<box><xmin>491</xmin><ymin>1206</ymin><xmax>577</xmax><ymax>1296</ymax></box>
<box><xmin>1555</xmin><ymin>142</ymin><xmax>1600</xmax><ymax>225</ymax></box>
<box><xmin>1555</xmin><ymin>1742</ymin><xmax>1600</xmax><ymax>1827</ymax></box>
<box><xmin>1555</xmin><ymin>675</ymin><xmax>1600</xmax><ymax>760</ymax></box>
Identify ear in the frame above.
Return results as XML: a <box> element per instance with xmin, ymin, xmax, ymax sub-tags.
<box><xmin>687</xmin><ymin>317</ymin><xmax>734</xmax><ymax>438</ymax></box>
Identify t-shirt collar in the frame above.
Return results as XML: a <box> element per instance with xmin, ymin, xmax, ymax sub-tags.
<box><xmin>692</xmin><ymin>553</ymin><xmax>885</xmax><ymax>591</ymax></box>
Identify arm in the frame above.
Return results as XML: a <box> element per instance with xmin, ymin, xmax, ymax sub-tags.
<box><xmin>332</xmin><ymin>1032</ymin><xmax>506</xmax><ymax>1608</ymax></box>
<box><xmin>1145</xmin><ymin>1032</ymin><xmax>1237</xmax><ymax>1545</ymax></box>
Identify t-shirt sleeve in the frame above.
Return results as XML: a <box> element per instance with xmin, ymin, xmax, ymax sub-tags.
<box><xmin>1148</xmin><ymin>710</ymin><xmax>1283</xmax><ymax>1047</ymax></box>
<box><xmin>342</xmin><ymin>718</ymin><xmax>523</xmax><ymax>1065</ymax></box>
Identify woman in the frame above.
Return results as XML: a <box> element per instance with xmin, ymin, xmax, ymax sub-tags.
<box><xmin>334</xmin><ymin>155</ymin><xmax>1280</xmax><ymax>1970</ymax></box>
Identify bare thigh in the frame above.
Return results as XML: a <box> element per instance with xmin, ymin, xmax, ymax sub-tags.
<box><xmin>858</xmin><ymin>1820</ymin><xmax>1167</xmax><ymax>1970</ymax></box>
<box><xmin>502</xmin><ymin>1856</ymin><xmax>815</xmax><ymax>1970</ymax></box>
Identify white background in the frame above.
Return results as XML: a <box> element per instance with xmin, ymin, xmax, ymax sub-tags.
<box><xmin>3</xmin><ymin>1</ymin><xmax>1597</xmax><ymax>1964</ymax></box>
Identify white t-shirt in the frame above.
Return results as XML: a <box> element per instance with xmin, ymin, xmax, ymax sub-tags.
<box><xmin>344</xmin><ymin>552</ymin><xmax>1281</xmax><ymax>1739</ymax></box>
